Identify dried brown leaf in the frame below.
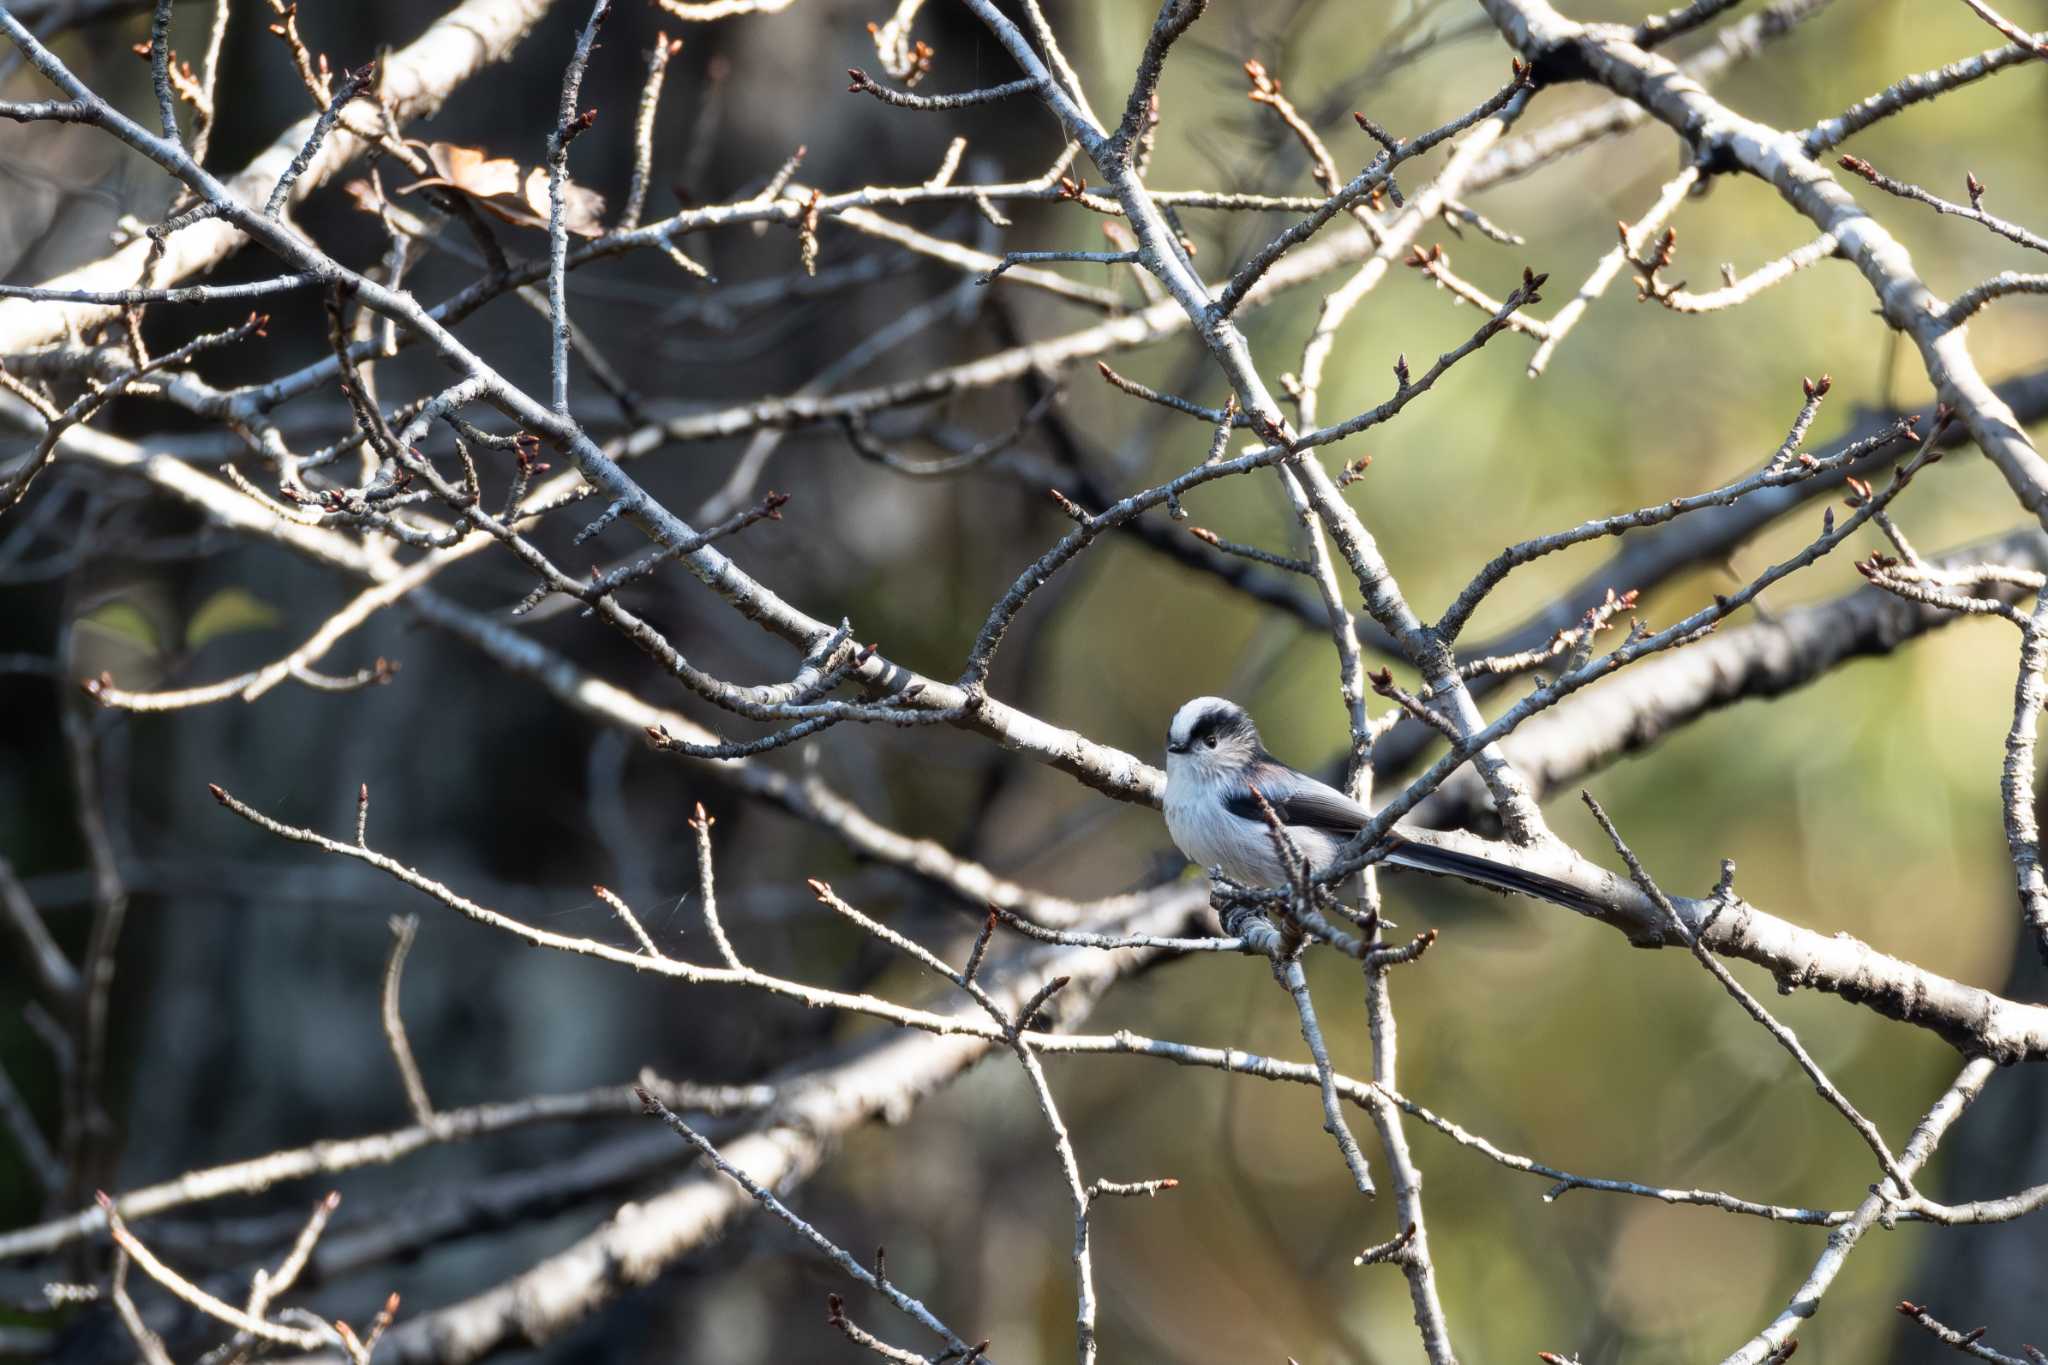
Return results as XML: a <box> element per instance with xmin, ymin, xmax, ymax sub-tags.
<box><xmin>391</xmin><ymin>141</ymin><xmax>607</xmax><ymax>237</ymax></box>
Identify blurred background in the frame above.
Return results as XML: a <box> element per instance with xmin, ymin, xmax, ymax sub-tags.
<box><xmin>4</xmin><ymin>0</ymin><xmax>2048</xmax><ymax>1360</ymax></box>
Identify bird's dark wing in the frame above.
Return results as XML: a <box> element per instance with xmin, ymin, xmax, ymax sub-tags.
<box><xmin>1223</xmin><ymin>765</ymin><xmax>1606</xmax><ymax>912</ymax></box>
<box><xmin>1212</xmin><ymin>765</ymin><xmax>1597</xmax><ymax>912</ymax></box>
<box><xmin>1222</xmin><ymin>767</ymin><xmax>1372</xmax><ymax>834</ymax></box>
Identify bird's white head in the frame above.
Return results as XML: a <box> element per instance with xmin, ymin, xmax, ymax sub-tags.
<box><xmin>1164</xmin><ymin>696</ymin><xmax>1262</xmax><ymax>783</ymax></box>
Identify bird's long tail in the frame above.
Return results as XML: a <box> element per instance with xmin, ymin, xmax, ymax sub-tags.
<box><xmin>1382</xmin><ymin>838</ymin><xmax>1602</xmax><ymax>915</ymax></box>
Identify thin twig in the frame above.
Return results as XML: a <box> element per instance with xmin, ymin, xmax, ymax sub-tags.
<box><xmin>637</xmin><ymin>1087</ymin><xmax>986</xmax><ymax>1361</ymax></box>
<box><xmin>689</xmin><ymin>801</ymin><xmax>742</xmax><ymax>970</ymax></box>
<box><xmin>1839</xmin><ymin>154</ymin><xmax>2048</xmax><ymax>256</ymax></box>
<box><xmin>381</xmin><ymin>915</ymin><xmax>436</xmax><ymax>1126</ymax></box>
<box><xmin>546</xmin><ymin>0</ymin><xmax>611</xmax><ymax>415</ymax></box>
<box><xmin>101</xmin><ymin>1195</ymin><xmax>336</xmax><ymax>1352</ymax></box>
<box><xmin>1582</xmin><ymin>795</ymin><xmax>1918</xmax><ymax>1200</ymax></box>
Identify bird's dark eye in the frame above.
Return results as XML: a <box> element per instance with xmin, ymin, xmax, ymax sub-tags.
<box><xmin>1204</xmin><ymin>736</ymin><xmax>1217</xmax><ymax>749</ymax></box>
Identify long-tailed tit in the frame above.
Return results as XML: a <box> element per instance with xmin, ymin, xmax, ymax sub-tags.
<box><xmin>1162</xmin><ymin>696</ymin><xmax>1595</xmax><ymax>910</ymax></box>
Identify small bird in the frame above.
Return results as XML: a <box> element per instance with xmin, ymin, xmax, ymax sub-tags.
<box><xmin>1161</xmin><ymin>696</ymin><xmax>1596</xmax><ymax>910</ymax></box>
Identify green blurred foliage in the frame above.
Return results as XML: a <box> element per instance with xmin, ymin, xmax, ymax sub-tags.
<box><xmin>821</xmin><ymin>2</ymin><xmax>2048</xmax><ymax>1360</ymax></box>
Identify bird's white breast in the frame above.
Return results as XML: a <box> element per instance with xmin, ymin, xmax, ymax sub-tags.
<box><xmin>1165</xmin><ymin>784</ymin><xmax>1300</xmax><ymax>886</ymax></box>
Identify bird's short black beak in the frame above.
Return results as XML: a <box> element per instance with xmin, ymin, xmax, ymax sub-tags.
<box><xmin>1165</xmin><ymin>741</ymin><xmax>1188</xmax><ymax>755</ymax></box>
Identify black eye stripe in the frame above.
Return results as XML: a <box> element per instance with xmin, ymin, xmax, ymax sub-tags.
<box><xmin>1170</xmin><ymin>704</ymin><xmax>1255</xmax><ymax>752</ymax></box>
<box><xmin>1183</xmin><ymin>707</ymin><xmax>1247</xmax><ymax>747</ymax></box>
